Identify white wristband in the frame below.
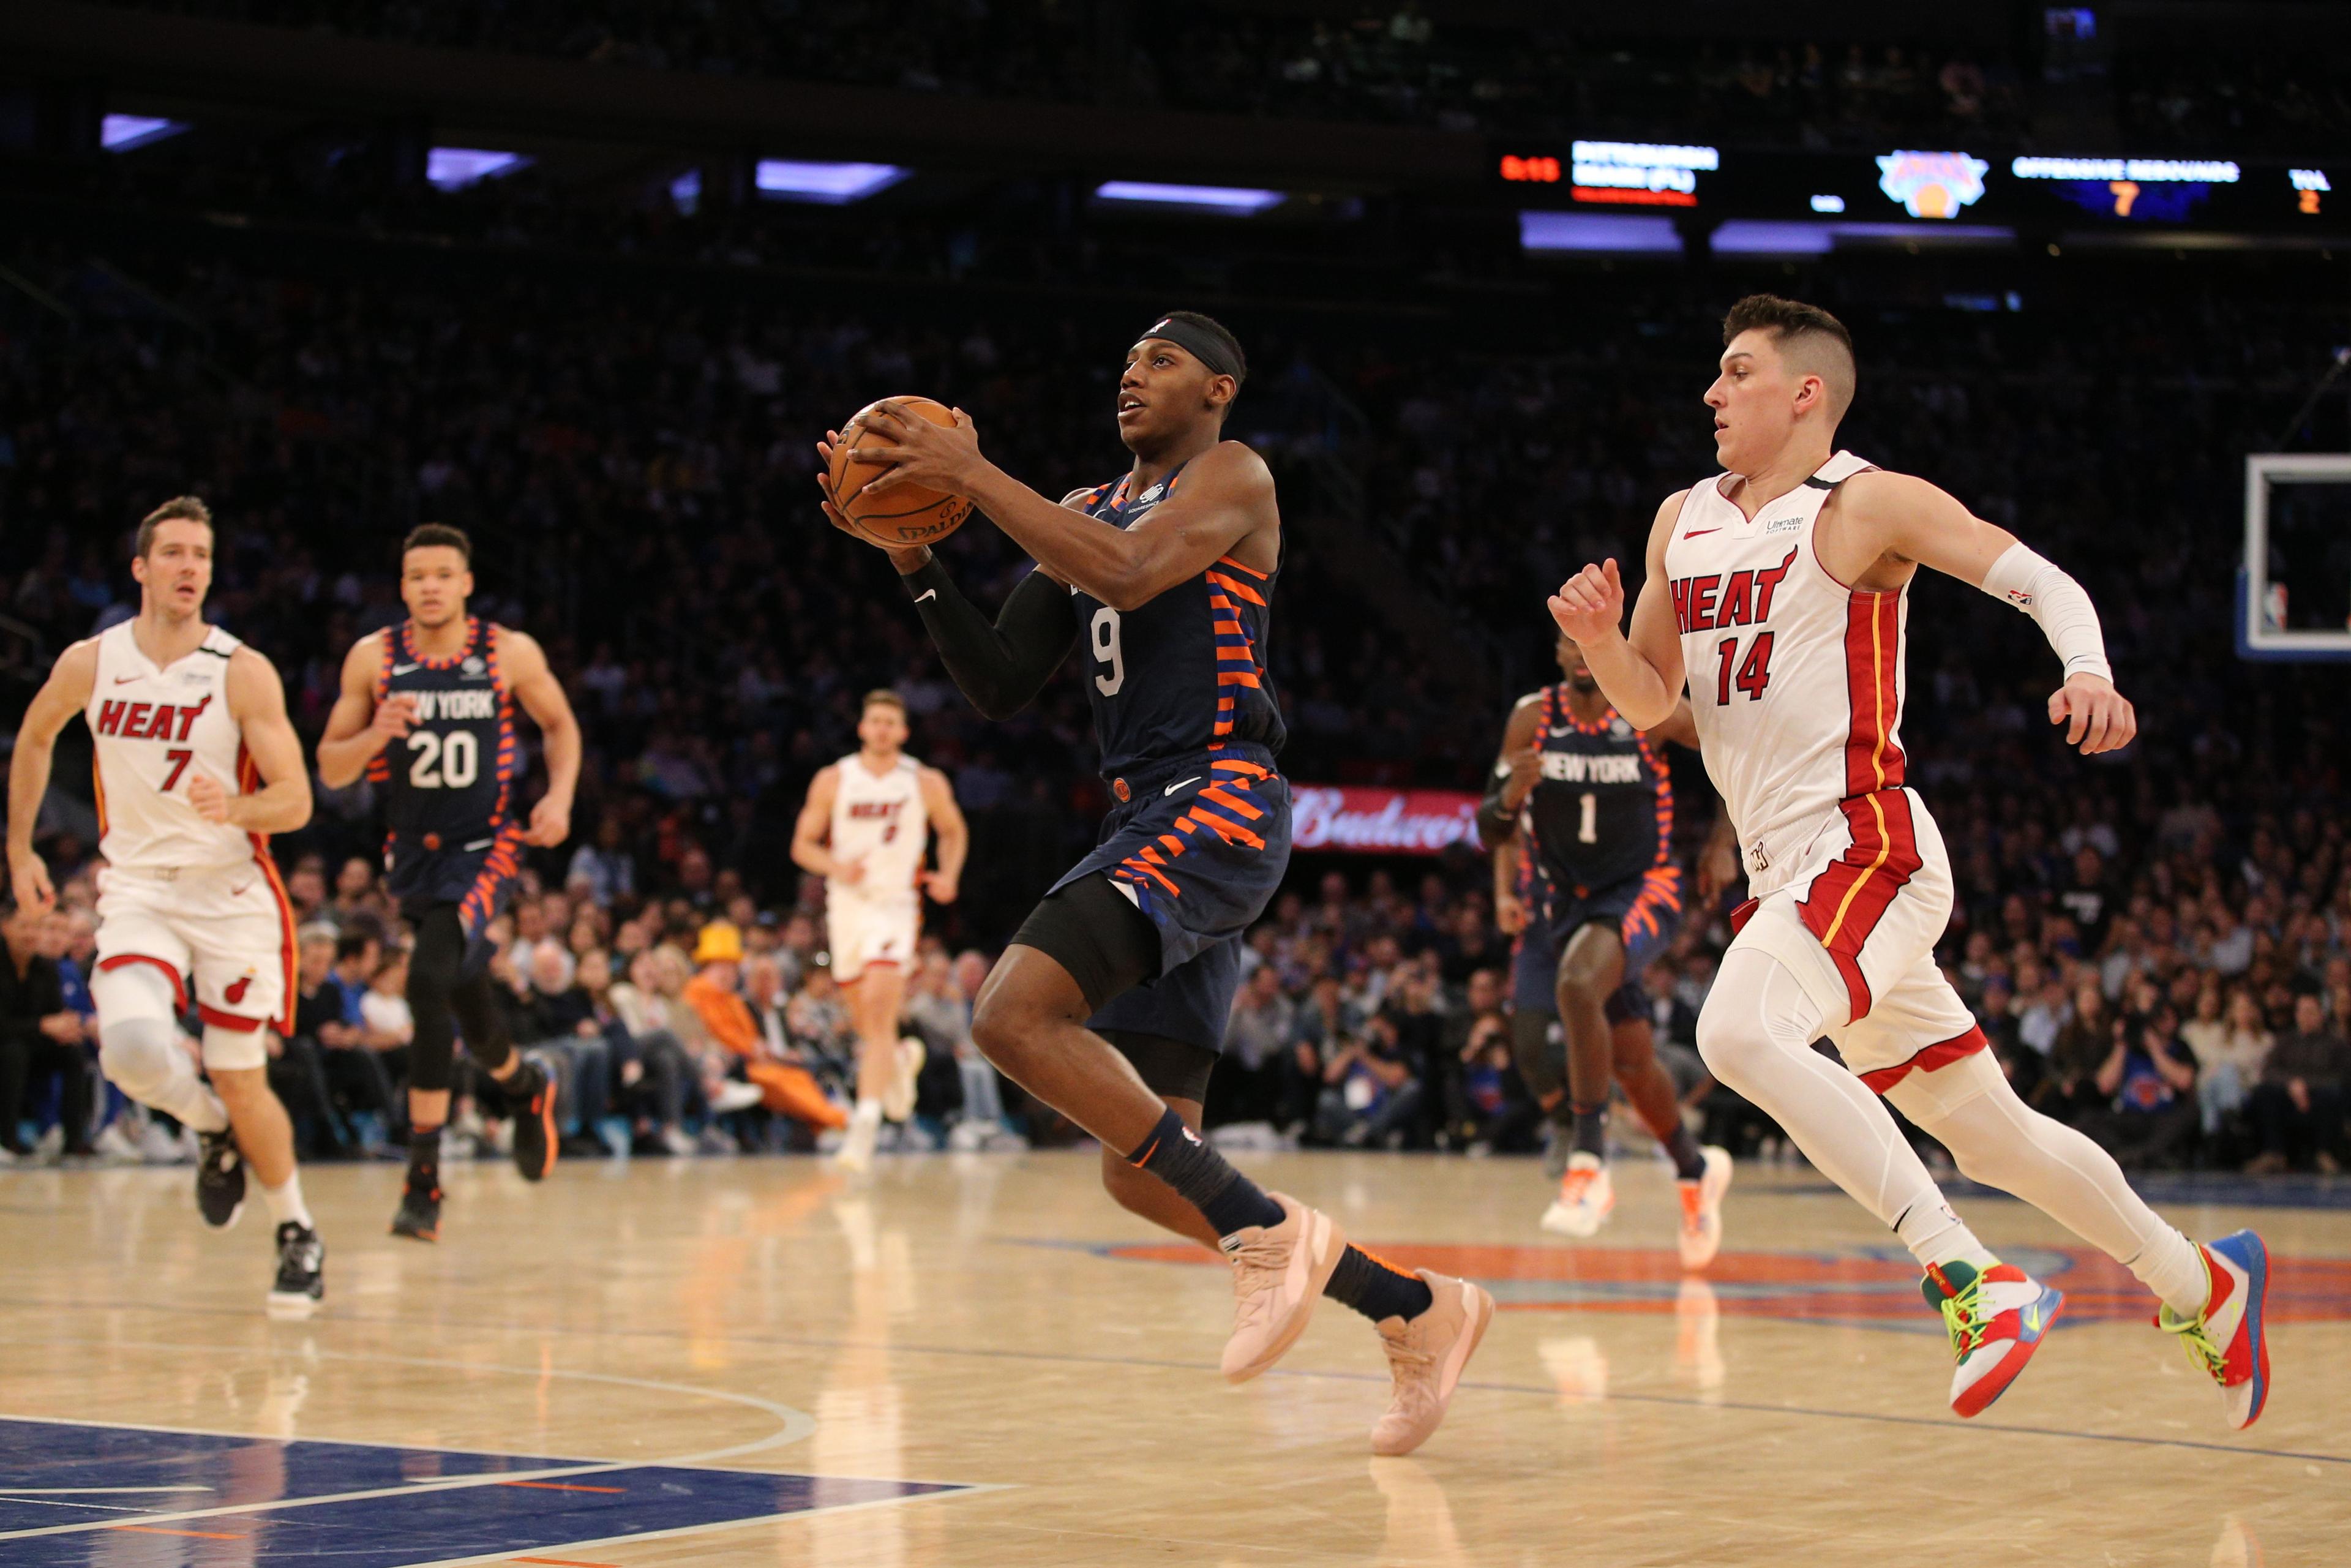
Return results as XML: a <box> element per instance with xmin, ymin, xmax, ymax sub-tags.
<box><xmin>1978</xmin><ymin>542</ymin><xmax>2112</xmax><ymax>682</ymax></box>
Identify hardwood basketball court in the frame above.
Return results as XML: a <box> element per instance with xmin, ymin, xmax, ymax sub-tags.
<box><xmin>2</xmin><ymin>1152</ymin><xmax>2343</xmax><ymax>1566</ymax></box>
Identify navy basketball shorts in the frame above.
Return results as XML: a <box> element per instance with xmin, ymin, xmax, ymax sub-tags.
<box><xmin>388</xmin><ymin>822</ymin><xmax>529</xmax><ymax>973</ymax></box>
<box><xmin>1517</xmin><ymin>865</ymin><xmax>1685</xmax><ymax>1026</ymax></box>
<box><xmin>1048</xmin><ymin>748</ymin><xmax>1291</xmax><ymax>1053</ymax></box>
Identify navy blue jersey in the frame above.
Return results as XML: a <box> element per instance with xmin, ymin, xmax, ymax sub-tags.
<box><xmin>1068</xmin><ymin>462</ymin><xmax>1285</xmax><ymax>779</ymax></box>
<box><xmin>367</xmin><ymin>617</ymin><xmax>522</xmax><ymax>859</ymax></box>
<box><xmin>1524</xmin><ymin>684</ymin><xmax>1672</xmax><ymax>896</ymax></box>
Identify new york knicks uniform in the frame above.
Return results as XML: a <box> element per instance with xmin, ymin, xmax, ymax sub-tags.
<box><xmin>1505</xmin><ymin>683</ymin><xmax>1682</xmax><ymax>1018</ymax></box>
<box><xmin>1047</xmin><ymin>461</ymin><xmax>1291</xmax><ymax>1052</ymax></box>
<box><xmin>825</xmin><ymin>753</ymin><xmax>927</xmax><ymax>979</ymax></box>
<box><xmin>367</xmin><ymin>617</ymin><xmax>524</xmax><ymax>955</ymax></box>
<box><xmin>86</xmin><ymin>621</ymin><xmax>296</xmax><ymax>1052</ymax></box>
<box><xmin>1666</xmin><ymin>449</ymin><xmax>1982</xmax><ymax>1089</ymax></box>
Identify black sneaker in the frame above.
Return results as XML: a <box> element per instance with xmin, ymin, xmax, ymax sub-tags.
<box><xmin>268</xmin><ymin>1221</ymin><xmax>324</xmax><ymax>1315</ymax></box>
<box><xmin>509</xmin><ymin>1060</ymin><xmax>558</xmax><ymax>1183</ymax></box>
<box><xmin>390</xmin><ymin>1166</ymin><xmax>442</xmax><ymax>1242</ymax></box>
<box><xmin>197</xmin><ymin>1130</ymin><xmax>246</xmax><ymax>1229</ymax></box>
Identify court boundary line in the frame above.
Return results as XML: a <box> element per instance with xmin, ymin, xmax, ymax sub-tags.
<box><xmin>384</xmin><ymin>1484</ymin><xmax>1014</xmax><ymax>1568</ymax></box>
<box><xmin>0</xmin><ymin>1334</ymin><xmax>828</xmax><ymax>1543</ymax></box>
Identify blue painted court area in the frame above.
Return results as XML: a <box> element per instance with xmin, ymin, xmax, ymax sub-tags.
<box><xmin>0</xmin><ymin>1417</ymin><xmax>965</xmax><ymax>1566</ymax></box>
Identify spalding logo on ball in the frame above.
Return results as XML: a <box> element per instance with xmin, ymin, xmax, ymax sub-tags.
<box><xmin>828</xmin><ymin>396</ymin><xmax>976</xmax><ymax>549</ymax></box>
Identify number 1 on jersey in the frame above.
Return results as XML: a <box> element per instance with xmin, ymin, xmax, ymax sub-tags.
<box><xmin>1714</xmin><ymin>632</ymin><xmax>1775</xmax><ymax>705</ymax></box>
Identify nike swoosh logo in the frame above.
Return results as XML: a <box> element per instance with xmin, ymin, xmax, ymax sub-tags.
<box><xmin>113</xmin><ymin>675</ymin><xmax>141</xmax><ymax>685</ymax></box>
<box><xmin>1547</xmin><ymin>726</ymin><xmax>1573</xmax><ymax>738</ymax></box>
<box><xmin>390</xmin><ymin>662</ymin><xmax>421</xmax><ymax>675</ymax></box>
<box><xmin>1684</xmin><ymin>527</ymin><xmax>1723</xmax><ymax>538</ymax></box>
<box><xmin>914</xmin><ymin>590</ymin><xmax>937</xmax><ymax>603</ymax></box>
<box><xmin>2022</xmin><ymin>1302</ymin><xmax>2043</xmax><ymax>1334</ymax></box>
<box><xmin>1163</xmin><ymin>775</ymin><xmax>1202</xmax><ymax>797</ymax></box>
<box><xmin>230</xmin><ymin>883</ymin><xmax>254</xmax><ymax>897</ymax></box>
<box><xmin>463</xmin><ymin>838</ymin><xmax>494</xmax><ymax>852</ymax></box>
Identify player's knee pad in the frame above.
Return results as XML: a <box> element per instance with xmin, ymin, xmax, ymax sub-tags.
<box><xmin>96</xmin><ymin>1015</ymin><xmax>188</xmax><ymax>1100</ymax></box>
<box><xmin>200</xmin><ymin>1022</ymin><xmax>269</xmax><ymax>1075</ymax></box>
<box><xmin>92</xmin><ymin>960</ymin><xmax>178</xmax><ymax>1030</ymax></box>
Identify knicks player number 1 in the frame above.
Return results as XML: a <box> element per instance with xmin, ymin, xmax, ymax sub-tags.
<box><xmin>1091</xmin><ymin>607</ymin><xmax>1125</xmax><ymax>696</ymax></box>
<box><xmin>408</xmin><ymin>730</ymin><xmax>479</xmax><ymax>789</ymax></box>
<box><xmin>1714</xmin><ymin>632</ymin><xmax>1775</xmax><ymax>707</ymax></box>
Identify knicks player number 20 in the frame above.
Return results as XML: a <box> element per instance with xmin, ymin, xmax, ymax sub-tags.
<box><xmin>1714</xmin><ymin>632</ymin><xmax>1775</xmax><ymax>707</ymax></box>
<box><xmin>1090</xmin><ymin>607</ymin><xmax>1125</xmax><ymax>697</ymax></box>
<box><xmin>407</xmin><ymin>730</ymin><xmax>479</xmax><ymax>790</ymax></box>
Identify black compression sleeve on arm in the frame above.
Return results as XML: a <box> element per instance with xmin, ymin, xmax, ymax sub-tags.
<box><xmin>1479</xmin><ymin>767</ymin><xmax>1519</xmax><ymax>844</ymax></box>
<box><xmin>902</xmin><ymin>557</ymin><xmax>1079</xmax><ymax>720</ymax></box>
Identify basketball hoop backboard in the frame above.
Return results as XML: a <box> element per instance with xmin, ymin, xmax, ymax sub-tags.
<box><xmin>2239</xmin><ymin>452</ymin><xmax>2351</xmax><ymax>661</ymax></box>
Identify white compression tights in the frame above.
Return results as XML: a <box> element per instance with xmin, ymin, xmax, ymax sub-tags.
<box><xmin>1698</xmin><ymin>947</ymin><xmax>2207</xmax><ymax>1314</ymax></box>
<box><xmin>1696</xmin><ymin>947</ymin><xmax>1948</xmax><ymax>1234</ymax></box>
<box><xmin>91</xmin><ymin>964</ymin><xmax>230</xmax><ymax>1135</ymax></box>
<box><xmin>1884</xmin><ymin>1046</ymin><xmax>2206</xmax><ymax>1314</ymax></box>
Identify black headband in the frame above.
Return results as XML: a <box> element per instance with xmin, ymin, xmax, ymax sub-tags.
<box><xmin>1132</xmin><ymin>315</ymin><xmax>1243</xmax><ymax>382</ymax></box>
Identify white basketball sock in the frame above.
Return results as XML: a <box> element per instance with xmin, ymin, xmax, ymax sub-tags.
<box><xmin>1884</xmin><ymin>1051</ymin><xmax>2208</xmax><ymax>1316</ymax></box>
<box><xmin>1698</xmin><ymin>948</ymin><xmax>1981</xmax><ymax>1266</ymax></box>
<box><xmin>261</xmin><ymin>1172</ymin><xmax>313</xmax><ymax>1231</ymax></box>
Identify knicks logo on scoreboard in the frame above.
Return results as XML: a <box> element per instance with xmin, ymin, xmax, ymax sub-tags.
<box><xmin>1875</xmin><ymin>150</ymin><xmax>1989</xmax><ymax>220</ymax></box>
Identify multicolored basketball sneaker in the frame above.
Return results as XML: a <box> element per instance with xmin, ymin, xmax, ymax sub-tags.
<box><xmin>2156</xmin><ymin>1229</ymin><xmax>2270</xmax><ymax>1430</ymax></box>
<box><xmin>1921</xmin><ymin>1259</ymin><xmax>2064</xmax><ymax>1417</ymax></box>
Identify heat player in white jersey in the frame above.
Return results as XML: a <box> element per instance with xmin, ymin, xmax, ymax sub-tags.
<box><xmin>6</xmin><ymin>497</ymin><xmax>326</xmax><ymax>1314</ymax></box>
<box><xmin>791</xmin><ymin>689</ymin><xmax>967</xmax><ymax>1172</ymax></box>
<box><xmin>1550</xmin><ymin>296</ymin><xmax>2268</xmax><ymax>1430</ymax></box>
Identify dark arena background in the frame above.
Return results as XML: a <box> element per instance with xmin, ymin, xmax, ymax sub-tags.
<box><xmin>2</xmin><ymin>3</ymin><xmax>2349</xmax><ymax>1564</ymax></box>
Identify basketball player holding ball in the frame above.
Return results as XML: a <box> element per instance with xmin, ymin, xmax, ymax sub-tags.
<box><xmin>816</xmin><ymin>313</ymin><xmax>1493</xmax><ymax>1455</ymax></box>
<box><xmin>1548</xmin><ymin>293</ymin><xmax>2268</xmax><ymax>1425</ymax></box>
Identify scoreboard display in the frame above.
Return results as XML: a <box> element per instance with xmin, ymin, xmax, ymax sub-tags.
<box><xmin>1494</xmin><ymin>140</ymin><xmax>2344</xmax><ymax>238</ymax></box>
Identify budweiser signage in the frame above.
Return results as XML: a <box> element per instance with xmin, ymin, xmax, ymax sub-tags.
<box><xmin>1290</xmin><ymin>785</ymin><xmax>1483</xmax><ymax>855</ymax></box>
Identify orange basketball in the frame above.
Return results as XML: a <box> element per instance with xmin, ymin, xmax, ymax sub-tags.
<box><xmin>828</xmin><ymin>396</ymin><xmax>975</xmax><ymax>550</ymax></box>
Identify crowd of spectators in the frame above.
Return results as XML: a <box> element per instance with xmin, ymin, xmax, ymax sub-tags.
<box><xmin>113</xmin><ymin>0</ymin><xmax>2351</xmax><ymax>154</ymax></box>
<box><xmin>4</xmin><ymin>158</ymin><xmax>2350</xmax><ymax>1180</ymax></box>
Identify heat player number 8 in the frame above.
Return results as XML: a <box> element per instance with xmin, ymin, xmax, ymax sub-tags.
<box><xmin>408</xmin><ymin>729</ymin><xmax>479</xmax><ymax>790</ymax></box>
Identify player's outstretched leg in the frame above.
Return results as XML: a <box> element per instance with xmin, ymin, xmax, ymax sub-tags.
<box><xmin>1610</xmin><ymin>1011</ymin><xmax>1731</xmax><ymax>1269</ymax></box>
<box><xmin>1542</xmin><ymin>924</ymin><xmax>1622</xmax><ymax>1238</ymax></box>
<box><xmin>1695</xmin><ymin>948</ymin><xmax>2059</xmax><ymax>1416</ymax></box>
<box><xmin>1094</xmin><ymin>1060</ymin><xmax>1493</xmax><ymax>1455</ymax></box>
<box><xmin>973</xmin><ymin>943</ymin><xmax>1344</xmax><ymax>1382</ymax></box>
<box><xmin>1884</xmin><ymin>1051</ymin><xmax>2268</xmax><ymax>1428</ymax></box>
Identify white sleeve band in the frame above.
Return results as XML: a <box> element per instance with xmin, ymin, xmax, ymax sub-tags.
<box><xmin>1978</xmin><ymin>542</ymin><xmax>2112</xmax><ymax>682</ymax></box>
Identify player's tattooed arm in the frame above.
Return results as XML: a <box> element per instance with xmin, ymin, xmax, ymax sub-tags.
<box><xmin>6</xmin><ymin>639</ymin><xmax>99</xmax><ymax>913</ymax></box>
<box><xmin>1548</xmin><ymin>490</ymin><xmax>1689</xmax><ymax>731</ymax></box>
<box><xmin>208</xmin><ymin>647</ymin><xmax>312</xmax><ymax>835</ymax></box>
<box><xmin>501</xmin><ymin>629</ymin><xmax>582</xmax><ymax>847</ymax></box>
<box><xmin>918</xmin><ymin>767</ymin><xmax>967</xmax><ymax>904</ymax></box>
<box><xmin>316</xmin><ymin>632</ymin><xmax>411</xmax><ymax>788</ymax></box>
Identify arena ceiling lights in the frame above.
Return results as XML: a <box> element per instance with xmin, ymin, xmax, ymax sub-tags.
<box><xmin>100</xmin><ymin>114</ymin><xmax>187</xmax><ymax>152</ymax></box>
<box><xmin>1518</xmin><ymin>211</ymin><xmax>1684</xmax><ymax>255</ymax></box>
<box><xmin>1093</xmin><ymin>182</ymin><xmax>1287</xmax><ymax>214</ymax></box>
<box><xmin>426</xmin><ymin>148</ymin><xmax>533</xmax><ymax>190</ymax></box>
<box><xmin>754</xmin><ymin>160</ymin><xmax>910</xmax><ymax>204</ymax></box>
